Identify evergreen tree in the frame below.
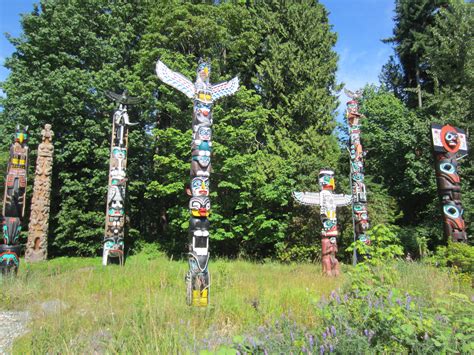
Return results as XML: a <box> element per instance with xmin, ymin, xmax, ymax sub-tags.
<box><xmin>1</xmin><ymin>0</ymin><xmax>152</xmax><ymax>255</ymax></box>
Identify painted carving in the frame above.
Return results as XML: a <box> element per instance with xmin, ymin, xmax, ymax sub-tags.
<box><xmin>345</xmin><ymin>89</ymin><xmax>370</xmax><ymax>245</ymax></box>
<box><xmin>431</xmin><ymin>124</ymin><xmax>469</xmax><ymax>242</ymax></box>
<box><xmin>1</xmin><ymin>125</ymin><xmax>29</xmax><ymax>274</ymax></box>
<box><xmin>25</xmin><ymin>124</ymin><xmax>54</xmax><ymax>262</ymax></box>
<box><xmin>103</xmin><ymin>90</ymin><xmax>140</xmax><ymax>266</ymax></box>
<box><xmin>156</xmin><ymin>58</ymin><xmax>239</xmax><ymax>306</ymax></box>
<box><xmin>293</xmin><ymin>169</ymin><xmax>351</xmax><ymax>276</ymax></box>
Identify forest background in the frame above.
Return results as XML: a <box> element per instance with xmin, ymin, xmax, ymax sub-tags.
<box><xmin>0</xmin><ymin>0</ymin><xmax>472</xmax><ymax>263</ymax></box>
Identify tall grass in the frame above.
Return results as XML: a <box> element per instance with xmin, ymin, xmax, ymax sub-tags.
<box><xmin>2</xmin><ymin>254</ymin><xmax>342</xmax><ymax>353</ymax></box>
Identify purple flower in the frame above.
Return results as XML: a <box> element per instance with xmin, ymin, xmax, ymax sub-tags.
<box><xmin>364</xmin><ymin>329</ymin><xmax>369</xmax><ymax>337</ymax></box>
<box><xmin>396</xmin><ymin>298</ymin><xmax>402</xmax><ymax>306</ymax></box>
<box><xmin>309</xmin><ymin>334</ymin><xmax>314</xmax><ymax>349</ymax></box>
<box><xmin>320</xmin><ymin>345</ymin><xmax>325</xmax><ymax>354</ymax></box>
<box><xmin>343</xmin><ymin>294</ymin><xmax>349</xmax><ymax>302</ymax></box>
<box><xmin>329</xmin><ymin>344</ymin><xmax>334</xmax><ymax>352</ymax></box>
<box><xmin>331</xmin><ymin>326</ymin><xmax>336</xmax><ymax>336</ymax></box>
<box><xmin>322</xmin><ymin>332</ymin><xmax>327</xmax><ymax>340</ymax></box>
<box><xmin>264</xmin><ymin>350</ymin><xmax>269</xmax><ymax>355</ymax></box>
<box><xmin>302</xmin><ymin>346</ymin><xmax>307</xmax><ymax>353</ymax></box>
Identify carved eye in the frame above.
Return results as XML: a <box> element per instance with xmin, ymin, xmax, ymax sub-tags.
<box><xmin>192</xmin><ymin>179</ymin><xmax>202</xmax><ymax>189</ymax></box>
<box><xmin>443</xmin><ymin>205</ymin><xmax>460</xmax><ymax>218</ymax></box>
<box><xmin>440</xmin><ymin>163</ymin><xmax>455</xmax><ymax>174</ymax></box>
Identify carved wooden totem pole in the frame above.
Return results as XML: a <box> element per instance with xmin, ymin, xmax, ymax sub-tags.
<box><xmin>1</xmin><ymin>125</ymin><xmax>29</xmax><ymax>274</ymax></box>
<box><xmin>293</xmin><ymin>169</ymin><xmax>352</xmax><ymax>276</ymax></box>
<box><xmin>345</xmin><ymin>89</ymin><xmax>370</xmax><ymax>249</ymax></box>
<box><xmin>103</xmin><ymin>91</ymin><xmax>140</xmax><ymax>266</ymax></box>
<box><xmin>26</xmin><ymin>124</ymin><xmax>54</xmax><ymax>262</ymax></box>
<box><xmin>431</xmin><ymin>124</ymin><xmax>469</xmax><ymax>242</ymax></box>
<box><xmin>156</xmin><ymin>59</ymin><xmax>239</xmax><ymax>306</ymax></box>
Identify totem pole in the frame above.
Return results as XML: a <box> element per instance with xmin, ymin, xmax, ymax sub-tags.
<box><xmin>156</xmin><ymin>59</ymin><xmax>239</xmax><ymax>306</ymax></box>
<box><xmin>1</xmin><ymin>125</ymin><xmax>29</xmax><ymax>274</ymax></box>
<box><xmin>345</xmin><ymin>89</ymin><xmax>370</xmax><ymax>264</ymax></box>
<box><xmin>103</xmin><ymin>90</ymin><xmax>140</xmax><ymax>266</ymax></box>
<box><xmin>293</xmin><ymin>169</ymin><xmax>351</xmax><ymax>276</ymax></box>
<box><xmin>26</xmin><ymin>124</ymin><xmax>54</xmax><ymax>262</ymax></box>
<box><xmin>431</xmin><ymin>124</ymin><xmax>469</xmax><ymax>242</ymax></box>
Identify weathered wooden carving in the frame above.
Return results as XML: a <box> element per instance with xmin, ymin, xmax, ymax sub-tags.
<box><xmin>26</xmin><ymin>124</ymin><xmax>54</xmax><ymax>262</ymax></box>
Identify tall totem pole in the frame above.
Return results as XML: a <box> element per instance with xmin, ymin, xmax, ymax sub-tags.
<box><xmin>156</xmin><ymin>59</ymin><xmax>239</xmax><ymax>306</ymax></box>
<box><xmin>26</xmin><ymin>124</ymin><xmax>54</xmax><ymax>262</ymax></box>
<box><xmin>345</xmin><ymin>89</ymin><xmax>370</xmax><ymax>252</ymax></box>
<box><xmin>103</xmin><ymin>91</ymin><xmax>140</xmax><ymax>266</ymax></box>
<box><xmin>293</xmin><ymin>169</ymin><xmax>352</xmax><ymax>276</ymax></box>
<box><xmin>431</xmin><ymin>124</ymin><xmax>469</xmax><ymax>242</ymax></box>
<box><xmin>1</xmin><ymin>125</ymin><xmax>29</xmax><ymax>274</ymax></box>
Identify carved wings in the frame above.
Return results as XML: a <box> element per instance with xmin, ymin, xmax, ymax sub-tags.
<box><xmin>344</xmin><ymin>88</ymin><xmax>362</xmax><ymax>100</ymax></box>
<box><xmin>156</xmin><ymin>60</ymin><xmax>195</xmax><ymax>99</ymax></box>
<box><xmin>293</xmin><ymin>191</ymin><xmax>352</xmax><ymax>207</ymax></box>
<box><xmin>293</xmin><ymin>192</ymin><xmax>321</xmax><ymax>206</ymax></box>
<box><xmin>212</xmin><ymin>77</ymin><xmax>239</xmax><ymax>101</ymax></box>
<box><xmin>105</xmin><ymin>90</ymin><xmax>142</xmax><ymax>105</ymax></box>
<box><xmin>333</xmin><ymin>194</ymin><xmax>352</xmax><ymax>207</ymax></box>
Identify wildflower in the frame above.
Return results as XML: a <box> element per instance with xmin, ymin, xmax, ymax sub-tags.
<box><xmin>302</xmin><ymin>346</ymin><xmax>307</xmax><ymax>353</ymax></box>
<box><xmin>364</xmin><ymin>329</ymin><xmax>369</xmax><ymax>337</ymax></box>
<box><xmin>264</xmin><ymin>349</ymin><xmax>269</xmax><ymax>355</ymax></box>
<box><xmin>396</xmin><ymin>298</ymin><xmax>402</xmax><ymax>306</ymax></box>
<box><xmin>331</xmin><ymin>326</ymin><xmax>336</xmax><ymax>337</ymax></box>
<box><xmin>309</xmin><ymin>334</ymin><xmax>314</xmax><ymax>350</ymax></box>
<box><xmin>322</xmin><ymin>332</ymin><xmax>327</xmax><ymax>340</ymax></box>
<box><xmin>343</xmin><ymin>294</ymin><xmax>349</xmax><ymax>302</ymax></box>
<box><xmin>329</xmin><ymin>344</ymin><xmax>334</xmax><ymax>352</ymax></box>
<box><xmin>320</xmin><ymin>345</ymin><xmax>325</xmax><ymax>354</ymax></box>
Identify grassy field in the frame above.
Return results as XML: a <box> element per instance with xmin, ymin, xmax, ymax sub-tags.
<box><xmin>1</xmin><ymin>252</ymin><xmax>472</xmax><ymax>353</ymax></box>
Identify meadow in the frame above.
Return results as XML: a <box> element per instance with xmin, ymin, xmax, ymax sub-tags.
<box><xmin>1</xmin><ymin>249</ymin><xmax>473</xmax><ymax>354</ymax></box>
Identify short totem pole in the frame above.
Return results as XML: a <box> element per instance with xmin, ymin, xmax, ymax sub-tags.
<box><xmin>26</xmin><ymin>124</ymin><xmax>54</xmax><ymax>262</ymax></box>
<box><xmin>345</xmin><ymin>89</ymin><xmax>370</xmax><ymax>264</ymax></box>
<box><xmin>431</xmin><ymin>124</ymin><xmax>469</xmax><ymax>242</ymax></box>
<box><xmin>293</xmin><ymin>169</ymin><xmax>351</xmax><ymax>276</ymax></box>
<box><xmin>103</xmin><ymin>91</ymin><xmax>140</xmax><ymax>266</ymax></box>
<box><xmin>1</xmin><ymin>125</ymin><xmax>29</xmax><ymax>274</ymax></box>
<box><xmin>156</xmin><ymin>59</ymin><xmax>239</xmax><ymax>306</ymax></box>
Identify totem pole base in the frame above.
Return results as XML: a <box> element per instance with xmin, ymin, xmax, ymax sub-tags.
<box><xmin>25</xmin><ymin>249</ymin><xmax>47</xmax><ymax>263</ymax></box>
<box><xmin>321</xmin><ymin>237</ymin><xmax>340</xmax><ymax>277</ymax></box>
<box><xmin>0</xmin><ymin>245</ymin><xmax>21</xmax><ymax>275</ymax></box>
<box><xmin>186</xmin><ymin>272</ymin><xmax>210</xmax><ymax>307</ymax></box>
<box><xmin>102</xmin><ymin>249</ymin><xmax>124</xmax><ymax>266</ymax></box>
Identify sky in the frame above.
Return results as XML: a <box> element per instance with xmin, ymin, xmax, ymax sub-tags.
<box><xmin>0</xmin><ymin>0</ymin><xmax>396</xmax><ymax>115</ymax></box>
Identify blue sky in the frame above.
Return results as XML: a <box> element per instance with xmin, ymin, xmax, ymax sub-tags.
<box><xmin>0</xmin><ymin>0</ymin><xmax>395</xmax><ymax>112</ymax></box>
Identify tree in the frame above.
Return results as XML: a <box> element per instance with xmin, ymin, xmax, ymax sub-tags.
<box><xmin>1</xmin><ymin>0</ymin><xmax>152</xmax><ymax>255</ymax></box>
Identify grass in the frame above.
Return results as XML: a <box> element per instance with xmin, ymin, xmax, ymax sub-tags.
<box><xmin>0</xmin><ymin>253</ymin><xmax>471</xmax><ymax>353</ymax></box>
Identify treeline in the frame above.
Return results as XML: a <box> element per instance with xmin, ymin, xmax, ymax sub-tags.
<box><xmin>0</xmin><ymin>0</ymin><xmax>471</xmax><ymax>262</ymax></box>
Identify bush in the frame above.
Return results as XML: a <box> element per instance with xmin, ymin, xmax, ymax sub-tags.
<box><xmin>430</xmin><ymin>242</ymin><xmax>474</xmax><ymax>275</ymax></box>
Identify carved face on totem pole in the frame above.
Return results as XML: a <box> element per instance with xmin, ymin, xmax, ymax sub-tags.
<box><xmin>319</xmin><ymin>169</ymin><xmax>335</xmax><ymax>190</ymax></box>
<box><xmin>193</xmin><ymin>102</ymin><xmax>213</xmax><ymax>127</ymax></box>
<box><xmin>14</xmin><ymin>125</ymin><xmax>29</xmax><ymax>145</ymax></box>
<box><xmin>189</xmin><ymin>197</ymin><xmax>210</xmax><ymax>217</ymax></box>
<box><xmin>191</xmin><ymin>176</ymin><xmax>210</xmax><ymax>197</ymax></box>
<box><xmin>191</xmin><ymin>154</ymin><xmax>211</xmax><ymax>177</ymax></box>
<box><xmin>193</xmin><ymin>126</ymin><xmax>212</xmax><ymax>141</ymax></box>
